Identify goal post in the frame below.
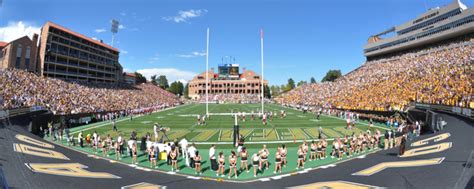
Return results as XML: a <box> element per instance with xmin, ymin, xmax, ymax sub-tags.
<box><xmin>204</xmin><ymin>28</ymin><xmax>266</xmax><ymax>117</ymax></box>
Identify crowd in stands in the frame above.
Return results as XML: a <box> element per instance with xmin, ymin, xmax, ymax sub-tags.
<box><xmin>196</xmin><ymin>94</ymin><xmax>262</xmax><ymax>104</ymax></box>
<box><xmin>277</xmin><ymin>40</ymin><xmax>473</xmax><ymax>111</ymax></box>
<box><xmin>0</xmin><ymin>69</ymin><xmax>179</xmax><ymax>115</ymax></box>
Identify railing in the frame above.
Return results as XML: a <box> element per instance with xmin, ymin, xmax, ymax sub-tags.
<box><xmin>415</xmin><ymin>103</ymin><xmax>473</xmax><ymax>120</ymax></box>
<box><xmin>0</xmin><ymin>106</ymin><xmax>47</xmax><ymax>120</ymax></box>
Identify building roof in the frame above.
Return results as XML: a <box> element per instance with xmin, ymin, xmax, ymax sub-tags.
<box><xmin>45</xmin><ymin>21</ymin><xmax>119</xmax><ymax>52</ymax></box>
<box><xmin>0</xmin><ymin>41</ymin><xmax>8</xmax><ymax>48</ymax></box>
<box><xmin>124</xmin><ymin>72</ymin><xmax>136</xmax><ymax>77</ymax></box>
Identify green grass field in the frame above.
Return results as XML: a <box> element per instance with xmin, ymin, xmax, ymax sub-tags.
<box><xmin>59</xmin><ymin>103</ymin><xmax>389</xmax><ymax>181</ymax></box>
<box><xmin>71</xmin><ymin>103</ymin><xmax>385</xmax><ymax>145</ymax></box>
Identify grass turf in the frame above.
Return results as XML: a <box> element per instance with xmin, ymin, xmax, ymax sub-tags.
<box><xmin>58</xmin><ymin>103</ymin><xmax>389</xmax><ymax>181</ymax></box>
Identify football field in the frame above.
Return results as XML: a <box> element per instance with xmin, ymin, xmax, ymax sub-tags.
<box><xmin>60</xmin><ymin>103</ymin><xmax>389</xmax><ymax>181</ymax></box>
<box><xmin>71</xmin><ymin>103</ymin><xmax>386</xmax><ymax>145</ymax></box>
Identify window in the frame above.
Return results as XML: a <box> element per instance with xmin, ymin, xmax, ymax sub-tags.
<box><xmin>15</xmin><ymin>44</ymin><xmax>22</xmax><ymax>68</ymax></box>
<box><xmin>25</xmin><ymin>46</ymin><xmax>31</xmax><ymax>69</ymax></box>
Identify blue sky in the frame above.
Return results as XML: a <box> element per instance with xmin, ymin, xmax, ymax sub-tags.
<box><xmin>0</xmin><ymin>0</ymin><xmax>471</xmax><ymax>85</ymax></box>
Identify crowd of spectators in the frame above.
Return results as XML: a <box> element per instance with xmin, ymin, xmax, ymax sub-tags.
<box><xmin>196</xmin><ymin>94</ymin><xmax>262</xmax><ymax>104</ymax></box>
<box><xmin>277</xmin><ymin>39</ymin><xmax>473</xmax><ymax>111</ymax></box>
<box><xmin>0</xmin><ymin>69</ymin><xmax>179</xmax><ymax>115</ymax></box>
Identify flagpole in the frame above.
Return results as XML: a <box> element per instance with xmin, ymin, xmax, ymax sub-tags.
<box><xmin>206</xmin><ymin>28</ymin><xmax>210</xmax><ymax>116</ymax></box>
<box><xmin>260</xmin><ymin>29</ymin><xmax>264</xmax><ymax>114</ymax></box>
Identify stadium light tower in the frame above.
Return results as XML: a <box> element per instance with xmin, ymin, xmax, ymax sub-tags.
<box><xmin>206</xmin><ymin>28</ymin><xmax>210</xmax><ymax>116</ymax></box>
<box><xmin>111</xmin><ymin>19</ymin><xmax>119</xmax><ymax>47</ymax></box>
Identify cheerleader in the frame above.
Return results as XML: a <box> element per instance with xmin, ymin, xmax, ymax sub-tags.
<box><xmin>280</xmin><ymin>144</ymin><xmax>287</xmax><ymax>167</ymax></box>
<box><xmin>259</xmin><ymin>145</ymin><xmax>269</xmax><ymax>170</ymax></box>
<box><xmin>194</xmin><ymin>151</ymin><xmax>202</xmax><ymax>174</ymax></box>
<box><xmin>274</xmin><ymin>150</ymin><xmax>282</xmax><ymax>174</ymax></box>
<box><xmin>240</xmin><ymin>147</ymin><xmax>249</xmax><ymax>173</ymax></box>
<box><xmin>115</xmin><ymin>141</ymin><xmax>121</xmax><ymax>160</ymax></box>
<box><xmin>310</xmin><ymin>140</ymin><xmax>317</xmax><ymax>161</ymax></box>
<box><xmin>252</xmin><ymin>153</ymin><xmax>260</xmax><ymax>177</ymax></box>
<box><xmin>316</xmin><ymin>141</ymin><xmax>323</xmax><ymax>159</ymax></box>
<box><xmin>228</xmin><ymin>151</ymin><xmax>238</xmax><ymax>178</ymax></box>
<box><xmin>343</xmin><ymin>135</ymin><xmax>349</xmax><ymax>156</ymax></box>
<box><xmin>331</xmin><ymin>139</ymin><xmax>338</xmax><ymax>159</ymax></box>
<box><xmin>150</xmin><ymin>146</ymin><xmax>157</xmax><ymax>168</ymax></box>
<box><xmin>321</xmin><ymin>138</ymin><xmax>327</xmax><ymax>159</ymax></box>
<box><xmin>337</xmin><ymin>138</ymin><xmax>344</xmax><ymax>159</ymax></box>
<box><xmin>361</xmin><ymin>133</ymin><xmax>367</xmax><ymax>152</ymax></box>
<box><xmin>132</xmin><ymin>142</ymin><xmax>138</xmax><ymax>165</ymax></box>
<box><xmin>170</xmin><ymin>146</ymin><xmax>179</xmax><ymax>172</ymax></box>
<box><xmin>349</xmin><ymin>136</ymin><xmax>355</xmax><ymax>157</ymax></box>
<box><xmin>297</xmin><ymin>145</ymin><xmax>305</xmax><ymax>169</ymax></box>
<box><xmin>217</xmin><ymin>152</ymin><xmax>225</xmax><ymax>177</ymax></box>
<box><xmin>101</xmin><ymin>138</ymin><xmax>108</xmax><ymax>157</ymax></box>
<box><xmin>302</xmin><ymin>141</ymin><xmax>308</xmax><ymax>161</ymax></box>
<box><xmin>356</xmin><ymin>134</ymin><xmax>363</xmax><ymax>154</ymax></box>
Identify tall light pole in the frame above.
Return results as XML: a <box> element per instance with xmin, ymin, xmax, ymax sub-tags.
<box><xmin>260</xmin><ymin>28</ymin><xmax>265</xmax><ymax>114</ymax></box>
<box><xmin>111</xmin><ymin>19</ymin><xmax>119</xmax><ymax>47</ymax></box>
<box><xmin>206</xmin><ymin>28</ymin><xmax>210</xmax><ymax>116</ymax></box>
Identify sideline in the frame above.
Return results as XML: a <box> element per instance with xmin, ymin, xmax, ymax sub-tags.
<box><xmin>71</xmin><ymin>104</ymin><xmax>190</xmax><ymax>134</ymax></box>
<box><xmin>50</xmin><ymin>135</ymin><xmax>381</xmax><ymax>183</ymax></box>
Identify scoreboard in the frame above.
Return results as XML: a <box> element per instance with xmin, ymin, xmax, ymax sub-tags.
<box><xmin>218</xmin><ymin>64</ymin><xmax>239</xmax><ymax>78</ymax></box>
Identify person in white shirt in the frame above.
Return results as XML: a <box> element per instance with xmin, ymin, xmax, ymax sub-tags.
<box><xmin>178</xmin><ymin>138</ymin><xmax>189</xmax><ymax>166</ymax></box>
<box><xmin>187</xmin><ymin>143</ymin><xmax>197</xmax><ymax>168</ymax></box>
<box><xmin>209</xmin><ymin>144</ymin><xmax>217</xmax><ymax>171</ymax></box>
<box><xmin>127</xmin><ymin>139</ymin><xmax>135</xmax><ymax>157</ymax></box>
<box><xmin>117</xmin><ymin>135</ymin><xmax>123</xmax><ymax>156</ymax></box>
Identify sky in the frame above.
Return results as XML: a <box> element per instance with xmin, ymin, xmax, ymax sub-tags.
<box><xmin>0</xmin><ymin>0</ymin><xmax>471</xmax><ymax>85</ymax></box>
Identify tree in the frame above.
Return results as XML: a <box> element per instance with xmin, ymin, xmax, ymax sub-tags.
<box><xmin>263</xmin><ymin>85</ymin><xmax>271</xmax><ymax>99</ymax></box>
<box><xmin>321</xmin><ymin>70</ymin><xmax>342</xmax><ymax>82</ymax></box>
<box><xmin>150</xmin><ymin>75</ymin><xmax>158</xmax><ymax>85</ymax></box>
<box><xmin>297</xmin><ymin>80</ymin><xmax>307</xmax><ymax>87</ymax></box>
<box><xmin>270</xmin><ymin>85</ymin><xmax>281</xmax><ymax>97</ymax></box>
<box><xmin>281</xmin><ymin>84</ymin><xmax>289</xmax><ymax>93</ymax></box>
<box><xmin>134</xmin><ymin>72</ymin><xmax>147</xmax><ymax>84</ymax></box>
<box><xmin>157</xmin><ymin>75</ymin><xmax>169</xmax><ymax>89</ymax></box>
<box><xmin>310</xmin><ymin>77</ymin><xmax>317</xmax><ymax>84</ymax></box>
<box><xmin>184</xmin><ymin>83</ymin><xmax>189</xmax><ymax>98</ymax></box>
<box><xmin>287</xmin><ymin>78</ymin><xmax>295</xmax><ymax>90</ymax></box>
<box><xmin>168</xmin><ymin>81</ymin><xmax>184</xmax><ymax>96</ymax></box>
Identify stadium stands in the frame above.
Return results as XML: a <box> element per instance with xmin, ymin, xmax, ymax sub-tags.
<box><xmin>196</xmin><ymin>94</ymin><xmax>261</xmax><ymax>104</ymax></box>
<box><xmin>0</xmin><ymin>69</ymin><xmax>179</xmax><ymax>115</ymax></box>
<box><xmin>277</xmin><ymin>38</ymin><xmax>473</xmax><ymax>111</ymax></box>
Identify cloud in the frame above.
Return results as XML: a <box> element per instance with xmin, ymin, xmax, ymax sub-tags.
<box><xmin>163</xmin><ymin>9</ymin><xmax>208</xmax><ymax>23</ymax></box>
<box><xmin>123</xmin><ymin>68</ymin><xmax>134</xmax><ymax>73</ymax></box>
<box><xmin>0</xmin><ymin>21</ymin><xmax>40</xmax><ymax>43</ymax></box>
<box><xmin>148</xmin><ymin>53</ymin><xmax>160</xmax><ymax>63</ymax></box>
<box><xmin>136</xmin><ymin>68</ymin><xmax>196</xmax><ymax>84</ymax></box>
<box><xmin>121</xmin><ymin>50</ymin><xmax>128</xmax><ymax>55</ymax></box>
<box><xmin>118</xmin><ymin>24</ymin><xmax>125</xmax><ymax>29</ymax></box>
<box><xmin>94</xmin><ymin>28</ymin><xmax>106</xmax><ymax>33</ymax></box>
<box><xmin>177</xmin><ymin>51</ymin><xmax>206</xmax><ymax>58</ymax></box>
